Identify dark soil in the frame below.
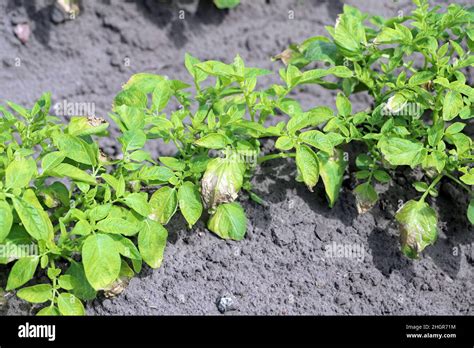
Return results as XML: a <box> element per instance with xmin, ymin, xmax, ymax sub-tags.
<box><xmin>0</xmin><ymin>0</ymin><xmax>472</xmax><ymax>315</ymax></box>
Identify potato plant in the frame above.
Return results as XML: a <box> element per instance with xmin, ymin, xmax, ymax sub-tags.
<box><xmin>0</xmin><ymin>56</ymin><xmax>277</xmax><ymax>314</ymax></box>
<box><xmin>0</xmin><ymin>0</ymin><xmax>472</xmax><ymax>316</ymax></box>
<box><xmin>277</xmin><ymin>0</ymin><xmax>473</xmax><ymax>258</ymax></box>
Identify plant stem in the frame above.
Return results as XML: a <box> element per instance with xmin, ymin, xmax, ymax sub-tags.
<box><xmin>257</xmin><ymin>152</ymin><xmax>295</xmax><ymax>164</ymax></box>
<box><xmin>420</xmin><ymin>174</ymin><xmax>443</xmax><ymax>201</ymax></box>
<box><xmin>445</xmin><ymin>172</ymin><xmax>472</xmax><ymax>194</ymax></box>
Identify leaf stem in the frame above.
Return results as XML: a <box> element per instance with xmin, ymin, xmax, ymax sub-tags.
<box><xmin>420</xmin><ymin>174</ymin><xmax>443</xmax><ymax>202</ymax></box>
<box><xmin>257</xmin><ymin>152</ymin><xmax>295</xmax><ymax>164</ymax></box>
<box><xmin>445</xmin><ymin>172</ymin><xmax>472</xmax><ymax>195</ymax></box>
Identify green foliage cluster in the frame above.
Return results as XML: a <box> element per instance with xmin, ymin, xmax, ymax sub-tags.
<box><xmin>0</xmin><ymin>0</ymin><xmax>472</xmax><ymax>314</ymax></box>
<box><xmin>280</xmin><ymin>0</ymin><xmax>474</xmax><ymax>257</ymax></box>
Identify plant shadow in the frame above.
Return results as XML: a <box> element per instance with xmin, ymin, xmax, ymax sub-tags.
<box><xmin>132</xmin><ymin>0</ymin><xmax>228</xmax><ymax>48</ymax></box>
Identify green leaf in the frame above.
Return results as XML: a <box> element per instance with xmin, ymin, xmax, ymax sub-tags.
<box><xmin>208</xmin><ymin>202</ymin><xmax>247</xmax><ymax>240</ymax></box>
<box><xmin>373</xmin><ymin>170</ymin><xmax>391</xmax><ymax>183</ymax></box>
<box><xmin>287</xmin><ymin>106</ymin><xmax>334</xmax><ymax>134</ymax></box>
<box><xmin>451</xmin><ymin>133</ymin><xmax>472</xmax><ymax>155</ymax></box>
<box><xmin>42</xmin><ymin>151</ymin><xmax>65</xmax><ymax>173</ymax></box>
<box><xmin>82</xmin><ymin>233</ymin><xmax>121</xmax><ymax>290</ymax></box>
<box><xmin>12</xmin><ymin>195</ymin><xmax>52</xmax><ymax>241</ymax></box>
<box><xmin>395</xmin><ymin>200</ymin><xmax>438</xmax><ymax>258</ymax></box>
<box><xmin>445</xmin><ymin>122</ymin><xmax>465</xmax><ymax>135</ymax></box>
<box><xmin>213</xmin><ymin>0</ymin><xmax>240</xmax><ymax>9</ymax></box>
<box><xmin>353</xmin><ymin>183</ymin><xmax>378</xmax><ymax>214</ymax></box>
<box><xmin>37</xmin><ymin>306</ymin><xmax>60</xmax><ymax>316</ymax></box>
<box><xmin>96</xmin><ymin>218</ymin><xmax>140</xmax><ymax>236</ymax></box>
<box><xmin>6</xmin><ymin>256</ymin><xmax>39</xmax><ymax>290</ymax></box>
<box><xmin>409</xmin><ymin>71</ymin><xmax>435</xmax><ymax>86</ymax></box>
<box><xmin>113</xmin><ymin>88</ymin><xmax>147</xmax><ymax>110</ymax></box>
<box><xmin>159</xmin><ymin>157</ymin><xmax>186</xmax><ymax>171</ymax></box>
<box><xmin>0</xmin><ymin>200</ymin><xmax>13</xmax><ymax>242</ymax></box>
<box><xmin>122</xmin><ymin>192</ymin><xmax>151</xmax><ymax>217</ymax></box>
<box><xmin>296</xmin><ymin>144</ymin><xmax>319</xmax><ymax>192</ymax></box>
<box><xmin>304</xmin><ymin>40</ymin><xmax>338</xmax><ymax>65</ymax></box>
<box><xmin>138</xmin><ymin>166</ymin><xmax>175</xmax><ymax>182</ymax></box>
<box><xmin>178</xmin><ymin>181</ymin><xmax>203</xmax><ymax>228</ymax></box>
<box><xmin>58</xmin><ymin>275</ymin><xmax>74</xmax><ymax>290</ymax></box>
<box><xmin>378</xmin><ymin>137</ymin><xmax>424</xmax><ymax>166</ymax></box>
<box><xmin>56</xmin><ymin>134</ymin><xmax>97</xmax><ymax>166</ymax></box>
<box><xmin>152</xmin><ymin>80</ymin><xmax>172</xmax><ymax>112</ymax></box>
<box><xmin>299</xmin><ymin>130</ymin><xmax>335</xmax><ymax>153</ymax></box>
<box><xmin>123</xmin><ymin>73</ymin><xmax>165</xmax><ymax>94</ymax></box>
<box><xmin>201</xmin><ymin>157</ymin><xmax>245</xmax><ymax>209</ymax></box>
<box><xmin>138</xmin><ymin>219</ymin><xmax>168</xmax><ymax>268</ymax></box>
<box><xmin>468</xmin><ymin>199</ymin><xmax>474</xmax><ymax>225</ymax></box>
<box><xmin>185</xmin><ymin>53</ymin><xmax>207</xmax><ymax>85</ymax></box>
<box><xmin>57</xmin><ymin>293</ymin><xmax>85</xmax><ymax>316</ymax></box>
<box><xmin>119</xmin><ymin>129</ymin><xmax>147</xmax><ymax>153</ymax></box>
<box><xmin>275</xmin><ymin>136</ymin><xmax>294</xmax><ymax>151</ymax></box>
<box><xmin>336</xmin><ymin>93</ymin><xmax>352</xmax><ymax>116</ymax></box>
<box><xmin>5</xmin><ymin>156</ymin><xmax>36</xmax><ymax>189</ymax></box>
<box><xmin>442</xmin><ymin>90</ymin><xmax>464</xmax><ymax>121</ymax></box>
<box><xmin>49</xmin><ymin>163</ymin><xmax>96</xmax><ymax>185</ymax></box>
<box><xmin>66</xmin><ymin>262</ymin><xmax>97</xmax><ymax>301</ymax></box>
<box><xmin>375</xmin><ymin>27</ymin><xmax>405</xmax><ymax>44</ymax></box>
<box><xmin>332</xmin><ymin>10</ymin><xmax>366</xmax><ymax>57</ymax></box>
<box><xmin>17</xmin><ymin>284</ymin><xmax>52</xmax><ymax>303</ymax></box>
<box><xmin>149</xmin><ymin>186</ymin><xmax>178</xmax><ymax>225</ymax></box>
<box><xmin>194</xmin><ymin>133</ymin><xmax>228</xmax><ymax>149</ymax></box>
<box><xmin>318</xmin><ymin>150</ymin><xmax>347</xmax><ymax>208</ymax></box>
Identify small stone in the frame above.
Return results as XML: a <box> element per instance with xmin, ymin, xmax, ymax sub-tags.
<box><xmin>14</xmin><ymin>23</ymin><xmax>30</xmax><ymax>44</ymax></box>
<box><xmin>216</xmin><ymin>295</ymin><xmax>236</xmax><ymax>314</ymax></box>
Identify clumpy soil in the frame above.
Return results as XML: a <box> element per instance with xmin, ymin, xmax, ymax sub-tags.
<box><xmin>0</xmin><ymin>0</ymin><xmax>473</xmax><ymax>315</ymax></box>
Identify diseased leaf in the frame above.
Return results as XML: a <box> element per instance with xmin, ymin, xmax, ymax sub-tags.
<box><xmin>395</xmin><ymin>200</ymin><xmax>438</xmax><ymax>258</ymax></box>
<box><xmin>353</xmin><ymin>183</ymin><xmax>378</xmax><ymax>214</ymax></box>
<box><xmin>149</xmin><ymin>186</ymin><xmax>178</xmax><ymax>224</ymax></box>
<box><xmin>201</xmin><ymin>157</ymin><xmax>245</xmax><ymax>209</ymax></box>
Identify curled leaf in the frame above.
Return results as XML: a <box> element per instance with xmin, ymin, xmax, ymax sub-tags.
<box><xmin>353</xmin><ymin>183</ymin><xmax>378</xmax><ymax>214</ymax></box>
<box><xmin>395</xmin><ymin>200</ymin><xmax>438</xmax><ymax>259</ymax></box>
<box><xmin>201</xmin><ymin>157</ymin><xmax>245</xmax><ymax>209</ymax></box>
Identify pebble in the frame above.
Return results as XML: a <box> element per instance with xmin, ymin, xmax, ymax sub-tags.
<box><xmin>216</xmin><ymin>295</ymin><xmax>237</xmax><ymax>314</ymax></box>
